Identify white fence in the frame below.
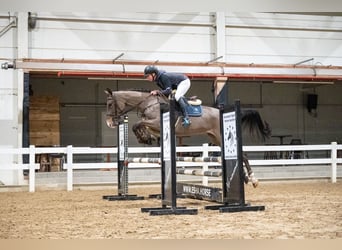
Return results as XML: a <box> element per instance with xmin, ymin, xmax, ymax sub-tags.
<box><xmin>0</xmin><ymin>142</ymin><xmax>341</xmax><ymax>192</ymax></box>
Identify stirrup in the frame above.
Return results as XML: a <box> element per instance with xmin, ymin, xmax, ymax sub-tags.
<box><xmin>182</xmin><ymin>118</ymin><xmax>191</xmax><ymax>127</ymax></box>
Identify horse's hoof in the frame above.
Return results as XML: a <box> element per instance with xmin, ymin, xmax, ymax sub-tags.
<box><xmin>252</xmin><ymin>180</ymin><xmax>259</xmax><ymax>188</ymax></box>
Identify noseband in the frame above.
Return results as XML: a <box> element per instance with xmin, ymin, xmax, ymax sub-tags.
<box><xmin>106</xmin><ymin>92</ymin><xmax>120</xmax><ymax>123</ymax></box>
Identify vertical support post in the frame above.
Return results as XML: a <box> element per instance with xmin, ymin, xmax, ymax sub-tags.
<box><xmin>235</xmin><ymin>101</ymin><xmax>245</xmax><ymax>204</ymax></box>
<box><xmin>205</xmin><ymin>100</ymin><xmax>265</xmax><ymax>212</ymax></box>
<box><xmin>160</xmin><ymin>103</ymin><xmax>169</xmax><ymax>203</ymax></box>
<box><xmin>202</xmin><ymin>143</ymin><xmax>209</xmax><ymax>186</ymax></box>
<box><xmin>22</xmin><ymin>73</ymin><xmax>30</xmax><ymax>166</ymax></box>
<box><xmin>67</xmin><ymin>145</ymin><xmax>73</xmax><ymax>191</ymax></box>
<box><xmin>214</xmin><ymin>12</ymin><xmax>226</xmax><ymax>62</ymax></box>
<box><xmin>169</xmin><ymin>99</ymin><xmax>177</xmax><ymax>209</ymax></box>
<box><xmin>17</xmin><ymin>12</ymin><xmax>29</xmax><ymax>59</ymax></box>
<box><xmin>117</xmin><ymin>115</ymin><xmax>128</xmax><ymax>196</ymax></box>
<box><xmin>160</xmin><ymin>101</ymin><xmax>175</xmax><ymax>207</ymax></box>
<box><xmin>331</xmin><ymin>141</ymin><xmax>337</xmax><ymax>183</ymax></box>
<box><xmin>29</xmin><ymin>145</ymin><xmax>35</xmax><ymax>192</ymax></box>
<box><xmin>141</xmin><ymin>99</ymin><xmax>197</xmax><ymax>215</ymax></box>
<box><xmin>17</xmin><ymin>12</ymin><xmax>28</xmax><ymax>156</ymax></box>
<box><xmin>16</xmin><ymin>70</ymin><xmax>25</xmax><ymax>184</ymax></box>
<box><xmin>213</xmin><ymin>77</ymin><xmax>228</xmax><ymax>109</ymax></box>
<box><xmin>124</xmin><ymin>116</ymin><xmax>129</xmax><ymax>194</ymax></box>
<box><xmin>103</xmin><ymin>115</ymin><xmax>143</xmax><ymax>200</ymax></box>
<box><xmin>221</xmin><ymin>102</ymin><xmax>244</xmax><ymax>204</ymax></box>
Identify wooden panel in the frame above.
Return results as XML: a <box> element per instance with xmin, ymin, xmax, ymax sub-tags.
<box><xmin>29</xmin><ymin>111</ymin><xmax>60</xmax><ymax>121</ymax></box>
<box><xmin>29</xmin><ymin>120</ymin><xmax>60</xmax><ymax>132</ymax></box>
<box><xmin>30</xmin><ymin>96</ymin><xmax>60</xmax><ymax>107</ymax></box>
<box><xmin>50</xmin><ymin>157</ymin><xmax>62</xmax><ymax>172</ymax></box>
<box><xmin>29</xmin><ymin>105</ymin><xmax>59</xmax><ymax>111</ymax></box>
<box><xmin>29</xmin><ymin>96</ymin><xmax>60</xmax><ymax>147</ymax></box>
<box><xmin>30</xmin><ymin>132</ymin><xmax>60</xmax><ymax>146</ymax></box>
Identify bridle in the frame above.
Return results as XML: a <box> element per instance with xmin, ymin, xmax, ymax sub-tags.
<box><xmin>106</xmin><ymin>91</ymin><xmax>166</xmax><ymax>123</ymax></box>
<box><xmin>105</xmin><ymin>93</ymin><xmax>120</xmax><ymax>123</ymax></box>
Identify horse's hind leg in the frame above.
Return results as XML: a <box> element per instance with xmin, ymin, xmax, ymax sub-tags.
<box><xmin>243</xmin><ymin>154</ymin><xmax>259</xmax><ymax>188</ymax></box>
<box><xmin>207</xmin><ymin>131</ymin><xmax>221</xmax><ymax>146</ymax></box>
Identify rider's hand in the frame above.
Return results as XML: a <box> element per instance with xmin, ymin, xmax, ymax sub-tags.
<box><xmin>150</xmin><ymin>90</ymin><xmax>159</xmax><ymax>96</ymax></box>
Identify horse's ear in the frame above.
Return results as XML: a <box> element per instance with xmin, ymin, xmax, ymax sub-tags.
<box><xmin>105</xmin><ymin>88</ymin><xmax>112</xmax><ymax>96</ymax></box>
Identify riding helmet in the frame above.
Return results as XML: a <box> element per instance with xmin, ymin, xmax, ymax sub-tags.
<box><xmin>144</xmin><ymin>65</ymin><xmax>159</xmax><ymax>77</ymax></box>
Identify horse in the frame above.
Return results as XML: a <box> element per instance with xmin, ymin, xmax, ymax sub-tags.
<box><xmin>104</xmin><ymin>88</ymin><xmax>271</xmax><ymax>187</ymax></box>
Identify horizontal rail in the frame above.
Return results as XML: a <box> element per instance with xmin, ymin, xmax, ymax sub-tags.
<box><xmin>0</xmin><ymin>164</ymin><xmax>40</xmax><ymax>170</ymax></box>
<box><xmin>243</xmin><ymin>144</ymin><xmax>336</xmax><ymax>151</ymax></box>
<box><xmin>249</xmin><ymin>158</ymin><xmax>332</xmax><ymax>166</ymax></box>
<box><xmin>0</xmin><ymin>142</ymin><xmax>341</xmax><ymax>192</ymax></box>
<box><xmin>176</xmin><ymin>169</ymin><xmax>222</xmax><ymax>177</ymax></box>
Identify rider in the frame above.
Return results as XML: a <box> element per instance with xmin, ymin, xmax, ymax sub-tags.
<box><xmin>144</xmin><ymin>65</ymin><xmax>191</xmax><ymax>127</ymax></box>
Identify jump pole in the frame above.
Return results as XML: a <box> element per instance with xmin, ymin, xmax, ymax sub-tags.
<box><xmin>141</xmin><ymin>101</ymin><xmax>198</xmax><ymax>215</ymax></box>
<box><xmin>103</xmin><ymin>115</ymin><xmax>144</xmax><ymax>201</ymax></box>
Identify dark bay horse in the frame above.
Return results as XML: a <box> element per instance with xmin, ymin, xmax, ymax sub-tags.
<box><xmin>105</xmin><ymin>88</ymin><xmax>271</xmax><ymax>187</ymax></box>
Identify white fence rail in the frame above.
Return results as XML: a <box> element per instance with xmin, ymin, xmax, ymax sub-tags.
<box><xmin>0</xmin><ymin>142</ymin><xmax>341</xmax><ymax>192</ymax></box>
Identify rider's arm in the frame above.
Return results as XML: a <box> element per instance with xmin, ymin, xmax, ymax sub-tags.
<box><xmin>155</xmin><ymin>74</ymin><xmax>173</xmax><ymax>96</ymax></box>
<box><xmin>161</xmin><ymin>87</ymin><xmax>172</xmax><ymax>96</ymax></box>
<box><xmin>158</xmin><ymin>74</ymin><xmax>173</xmax><ymax>90</ymax></box>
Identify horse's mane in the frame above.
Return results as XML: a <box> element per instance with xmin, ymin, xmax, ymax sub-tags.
<box><xmin>125</xmin><ymin>88</ymin><xmax>151</xmax><ymax>93</ymax></box>
<box><xmin>120</xmin><ymin>88</ymin><xmax>168</xmax><ymax>101</ymax></box>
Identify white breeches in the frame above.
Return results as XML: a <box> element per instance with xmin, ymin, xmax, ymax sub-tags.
<box><xmin>174</xmin><ymin>79</ymin><xmax>191</xmax><ymax>101</ymax></box>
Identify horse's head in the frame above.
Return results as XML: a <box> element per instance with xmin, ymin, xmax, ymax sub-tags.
<box><xmin>105</xmin><ymin>88</ymin><xmax>163</xmax><ymax>129</ymax></box>
<box><xmin>105</xmin><ymin>88</ymin><xmax>120</xmax><ymax>128</ymax></box>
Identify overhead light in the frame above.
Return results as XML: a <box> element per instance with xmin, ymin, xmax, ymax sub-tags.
<box><xmin>28</xmin><ymin>12</ymin><xmax>37</xmax><ymax>29</ymax></box>
<box><xmin>1</xmin><ymin>62</ymin><xmax>14</xmax><ymax>69</ymax></box>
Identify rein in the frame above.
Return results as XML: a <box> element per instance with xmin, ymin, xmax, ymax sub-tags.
<box><xmin>139</xmin><ymin>93</ymin><xmax>168</xmax><ymax>116</ymax></box>
<box><xmin>111</xmin><ymin>92</ymin><xmax>140</xmax><ymax>118</ymax></box>
<box><xmin>107</xmin><ymin>91</ymin><xmax>168</xmax><ymax>121</ymax></box>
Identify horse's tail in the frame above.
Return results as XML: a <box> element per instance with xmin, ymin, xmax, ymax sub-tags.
<box><xmin>241</xmin><ymin>110</ymin><xmax>272</xmax><ymax>141</ymax></box>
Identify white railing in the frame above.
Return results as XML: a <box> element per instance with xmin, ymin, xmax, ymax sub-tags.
<box><xmin>0</xmin><ymin>142</ymin><xmax>341</xmax><ymax>192</ymax></box>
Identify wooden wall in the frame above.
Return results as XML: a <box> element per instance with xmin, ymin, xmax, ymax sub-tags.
<box><xmin>29</xmin><ymin>96</ymin><xmax>60</xmax><ymax>146</ymax></box>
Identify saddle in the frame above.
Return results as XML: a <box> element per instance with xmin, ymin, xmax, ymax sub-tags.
<box><xmin>169</xmin><ymin>90</ymin><xmax>203</xmax><ymax>117</ymax></box>
<box><xmin>184</xmin><ymin>96</ymin><xmax>203</xmax><ymax>117</ymax></box>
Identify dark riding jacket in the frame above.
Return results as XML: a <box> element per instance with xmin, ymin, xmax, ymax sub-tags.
<box><xmin>154</xmin><ymin>70</ymin><xmax>189</xmax><ymax>96</ymax></box>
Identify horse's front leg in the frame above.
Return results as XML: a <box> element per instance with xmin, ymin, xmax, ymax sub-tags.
<box><xmin>132</xmin><ymin>119</ymin><xmax>160</xmax><ymax>145</ymax></box>
<box><xmin>243</xmin><ymin>154</ymin><xmax>259</xmax><ymax>188</ymax></box>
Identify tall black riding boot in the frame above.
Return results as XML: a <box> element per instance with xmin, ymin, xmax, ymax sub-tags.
<box><xmin>178</xmin><ymin>97</ymin><xmax>191</xmax><ymax>127</ymax></box>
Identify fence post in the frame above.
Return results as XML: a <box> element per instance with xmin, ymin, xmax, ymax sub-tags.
<box><xmin>29</xmin><ymin>145</ymin><xmax>35</xmax><ymax>192</ymax></box>
<box><xmin>202</xmin><ymin>143</ymin><xmax>209</xmax><ymax>186</ymax></box>
<box><xmin>67</xmin><ymin>145</ymin><xmax>73</xmax><ymax>191</ymax></box>
<box><xmin>331</xmin><ymin>142</ymin><xmax>337</xmax><ymax>183</ymax></box>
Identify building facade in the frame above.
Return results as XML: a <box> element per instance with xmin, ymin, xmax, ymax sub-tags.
<box><xmin>1</xmin><ymin>12</ymin><xmax>342</xmax><ymax>185</ymax></box>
